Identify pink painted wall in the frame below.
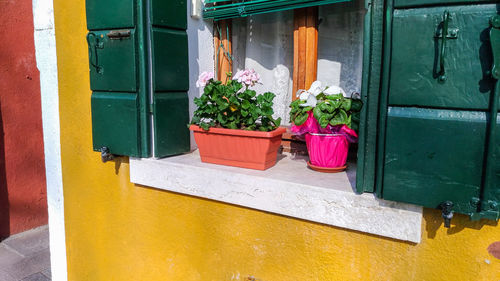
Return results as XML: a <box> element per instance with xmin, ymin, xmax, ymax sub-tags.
<box><xmin>0</xmin><ymin>0</ymin><xmax>48</xmax><ymax>239</ymax></box>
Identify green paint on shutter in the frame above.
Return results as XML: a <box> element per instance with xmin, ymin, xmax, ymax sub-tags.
<box><xmin>203</xmin><ymin>0</ymin><xmax>351</xmax><ymax>20</ymax></box>
<box><xmin>373</xmin><ymin>3</ymin><xmax>500</xmax><ymax>219</ymax></box>
<box><xmin>394</xmin><ymin>0</ymin><xmax>498</xmax><ymax>9</ymax></box>
<box><xmin>389</xmin><ymin>7</ymin><xmax>495</xmax><ymax>110</ymax></box>
<box><xmin>153</xmin><ymin>93</ymin><xmax>190</xmax><ymax>157</ymax></box>
<box><xmin>91</xmin><ymin>92</ymin><xmax>141</xmax><ymax>157</ymax></box>
<box><xmin>86</xmin><ymin>0</ymin><xmax>150</xmax><ymax>158</ymax></box>
<box><xmin>86</xmin><ymin>0</ymin><xmax>135</xmax><ymax>30</ymax></box>
<box><xmin>356</xmin><ymin>0</ymin><xmax>384</xmax><ymax>194</ymax></box>
<box><xmin>86</xmin><ymin>0</ymin><xmax>189</xmax><ymax>159</ymax></box>
<box><xmin>87</xmin><ymin>30</ymin><xmax>137</xmax><ymax>92</ymax></box>
<box><xmin>151</xmin><ymin>0</ymin><xmax>187</xmax><ymax>29</ymax></box>
<box><xmin>152</xmin><ymin>29</ymin><xmax>189</xmax><ymax>91</ymax></box>
<box><xmin>150</xmin><ymin>0</ymin><xmax>190</xmax><ymax>157</ymax></box>
<box><xmin>383</xmin><ymin>108</ymin><xmax>485</xmax><ymax>214</ymax></box>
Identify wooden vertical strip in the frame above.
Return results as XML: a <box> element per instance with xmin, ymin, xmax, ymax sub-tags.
<box><xmin>293</xmin><ymin>9</ymin><xmax>307</xmax><ymax>100</ymax></box>
<box><xmin>305</xmin><ymin>7</ymin><xmax>318</xmax><ymax>90</ymax></box>
<box><xmin>214</xmin><ymin>19</ymin><xmax>232</xmax><ymax>83</ymax></box>
<box><xmin>292</xmin><ymin>8</ymin><xmax>318</xmax><ymax>101</ymax></box>
<box><xmin>293</xmin><ymin>13</ymin><xmax>300</xmax><ymax>100</ymax></box>
<box><xmin>298</xmin><ymin>22</ymin><xmax>307</xmax><ymax>94</ymax></box>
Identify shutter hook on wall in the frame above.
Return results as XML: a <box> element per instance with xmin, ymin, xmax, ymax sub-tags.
<box><xmin>86</xmin><ymin>32</ymin><xmax>104</xmax><ymax>74</ymax></box>
<box><xmin>437</xmin><ymin>11</ymin><xmax>451</xmax><ymax>83</ymax></box>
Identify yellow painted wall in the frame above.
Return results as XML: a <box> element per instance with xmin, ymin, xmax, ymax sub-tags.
<box><xmin>54</xmin><ymin>0</ymin><xmax>500</xmax><ymax>280</ymax></box>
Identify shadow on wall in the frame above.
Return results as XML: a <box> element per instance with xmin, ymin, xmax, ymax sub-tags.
<box><xmin>0</xmin><ymin>102</ymin><xmax>9</xmax><ymax>240</ymax></box>
<box><xmin>425</xmin><ymin>208</ymin><xmax>498</xmax><ymax>239</ymax></box>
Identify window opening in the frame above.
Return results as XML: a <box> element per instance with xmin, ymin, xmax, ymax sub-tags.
<box><xmin>218</xmin><ymin>1</ymin><xmax>364</xmax><ymax>154</ymax></box>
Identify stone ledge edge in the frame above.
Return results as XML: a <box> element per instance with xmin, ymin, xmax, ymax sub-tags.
<box><xmin>130</xmin><ymin>157</ymin><xmax>423</xmax><ymax>243</ymax></box>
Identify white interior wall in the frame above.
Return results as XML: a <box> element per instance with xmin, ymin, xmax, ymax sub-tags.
<box><xmin>318</xmin><ymin>0</ymin><xmax>365</xmax><ymax>96</ymax></box>
<box><xmin>188</xmin><ymin>2</ymin><xmax>215</xmax><ymax>150</ymax></box>
<box><xmin>231</xmin><ymin>1</ymin><xmax>366</xmax><ymax>123</ymax></box>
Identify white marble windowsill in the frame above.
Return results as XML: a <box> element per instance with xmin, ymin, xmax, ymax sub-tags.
<box><xmin>130</xmin><ymin>150</ymin><xmax>423</xmax><ymax>243</ymax></box>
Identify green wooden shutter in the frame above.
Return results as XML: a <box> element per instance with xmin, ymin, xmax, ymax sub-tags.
<box><xmin>86</xmin><ymin>0</ymin><xmax>149</xmax><ymax>158</ymax></box>
<box><xmin>150</xmin><ymin>0</ymin><xmax>190</xmax><ymax>157</ymax></box>
<box><xmin>371</xmin><ymin>2</ymin><xmax>500</xmax><ymax>220</ymax></box>
<box><xmin>356</xmin><ymin>0</ymin><xmax>384</xmax><ymax>194</ymax></box>
<box><xmin>86</xmin><ymin>0</ymin><xmax>190</xmax><ymax>159</ymax></box>
<box><xmin>203</xmin><ymin>0</ymin><xmax>350</xmax><ymax>20</ymax></box>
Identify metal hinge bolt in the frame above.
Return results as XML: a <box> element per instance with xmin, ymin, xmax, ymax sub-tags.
<box><xmin>100</xmin><ymin>147</ymin><xmax>115</xmax><ymax>163</ymax></box>
<box><xmin>489</xmin><ymin>201</ymin><xmax>498</xmax><ymax>211</ymax></box>
<box><xmin>440</xmin><ymin>201</ymin><xmax>454</xmax><ymax>228</ymax></box>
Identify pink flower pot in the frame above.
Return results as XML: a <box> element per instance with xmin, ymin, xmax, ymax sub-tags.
<box><xmin>305</xmin><ymin>133</ymin><xmax>349</xmax><ymax>168</ymax></box>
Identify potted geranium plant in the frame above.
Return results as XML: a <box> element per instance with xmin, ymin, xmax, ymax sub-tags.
<box><xmin>189</xmin><ymin>69</ymin><xmax>286</xmax><ymax>170</ymax></box>
<box><xmin>289</xmin><ymin>81</ymin><xmax>362</xmax><ymax>172</ymax></box>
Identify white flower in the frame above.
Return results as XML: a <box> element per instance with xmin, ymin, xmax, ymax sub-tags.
<box><xmin>298</xmin><ymin>82</ymin><xmax>347</xmax><ymax>107</ymax></box>
<box><xmin>301</xmin><ymin>94</ymin><xmax>318</xmax><ymax>107</ymax></box>
<box><xmin>298</xmin><ymin>81</ymin><xmax>323</xmax><ymax>107</ymax></box>
<box><xmin>298</xmin><ymin>90</ymin><xmax>310</xmax><ymax>101</ymax></box>
<box><xmin>323</xmin><ymin>85</ymin><xmax>346</xmax><ymax>97</ymax></box>
<box><xmin>196</xmin><ymin>71</ymin><xmax>214</xmax><ymax>88</ymax></box>
<box><xmin>308</xmin><ymin>81</ymin><xmax>324</xmax><ymax>96</ymax></box>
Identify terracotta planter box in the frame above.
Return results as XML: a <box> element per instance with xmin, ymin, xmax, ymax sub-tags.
<box><xmin>190</xmin><ymin>125</ymin><xmax>286</xmax><ymax>170</ymax></box>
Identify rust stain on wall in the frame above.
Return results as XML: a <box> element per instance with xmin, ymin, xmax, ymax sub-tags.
<box><xmin>488</xmin><ymin>242</ymin><xmax>500</xmax><ymax>259</ymax></box>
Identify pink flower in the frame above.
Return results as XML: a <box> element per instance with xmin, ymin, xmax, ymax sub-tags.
<box><xmin>233</xmin><ymin>69</ymin><xmax>261</xmax><ymax>87</ymax></box>
<box><xmin>196</xmin><ymin>71</ymin><xmax>214</xmax><ymax>88</ymax></box>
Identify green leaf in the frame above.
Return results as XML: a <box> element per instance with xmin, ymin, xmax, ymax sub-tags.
<box><xmin>256</xmin><ymin>95</ymin><xmax>265</xmax><ymax>104</ymax></box>
<box><xmin>351</xmin><ymin>99</ymin><xmax>363</xmax><ymax>112</ymax></box>
<box><xmin>289</xmin><ymin>99</ymin><xmax>302</xmax><ymax>107</ymax></box>
<box><xmin>313</xmin><ymin>106</ymin><xmax>323</xmax><ymax>120</ymax></box>
<box><xmin>250</xmin><ymin>107</ymin><xmax>261</xmax><ymax>119</ymax></box>
<box><xmin>191</xmin><ymin>115</ymin><xmax>201</xmax><ymax>124</ymax></box>
<box><xmin>228</xmin><ymin>122</ymin><xmax>238</xmax><ymax>129</ymax></box>
<box><xmin>217</xmin><ymin>113</ymin><xmax>226</xmax><ymax>124</ymax></box>
<box><xmin>319</xmin><ymin>102</ymin><xmax>334</xmax><ymax>114</ymax></box>
<box><xmin>200</xmin><ymin>122</ymin><xmax>210</xmax><ymax>130</ymax></box>
<box><xmin>302</xmin><ymin>106</ymin><xmax>313</xmax><ymax>113</ymax></box>
<box><xmin>247</xmin><ymin>124</ymin><xmax>257</xmax><ymax>131</ymax></box>
<box><xmin>352</xmin><ymin>112</ymin><xmax>360</xmax><ymax>123</ymax></box>
<box><xmin>319</xmin><ymin>115</ymin><xmax>329</xmax><ymax>128</ymax></box>
<box><xmin>263</xmin><ymin>92</ymin><xmax>276</xmax><ymax>102</ymax></box>
<box><xmin>193</xmin><ymin>97</ymin><xmax>203</xmax><ymax>107</ymax></box>
<box><xmin>346</xmin><ymin>115</ymin><xmax>352</xmax><ymax>128</ymax></box>
<box><xmin>242</xmin><ymin>100</ymin><xmax>251</xmax><ymax>109</ymax></box>
<box><xmin>204</xmin><ymin>84</ymin><xmax>214</xmax><ymax>94</ymax></box>
<box><xmin>329</xmin><ymin>117</ymin><xmax>344</xmax><ymax>127</ymax></box>
<box><xmin>228</xmin><ymin>95</ymin><xmax>240</xmax><ymax>106</ymax></box>
<box><xmin>273</xmin><ymin>117</ymin><xmax>282</xmax><ymax>127</ymax></box>
<box><xmin>339</xmin><ymin>109</ymin><xmax>348</xmax><ymax>122</ymax></box>
<box><xmin>341</xmin><ymin>99</ymin><xmax>352</xmax><ymax>111</ymax></box>
<box><xmin>326</xmin><ymin>93</ymin><xmax>343</xmax><ymax>100</ymax></box>
<box><xmin>330</xmin><ymin>100</ymin><xmax>342</xmax><ymax>109</ymax></box>
<box><xmin>218</xmin><ymin>103</ymin><xmax>229</xmax><ymax>111</ymax></box>
<box><xmin>316</xmin><ymin>93</ymin><xmax>326</xmax><ymax>100</ymax></box>
<box><xmin>294</xmin><ymin>112</ymin><xmax>309</xmax><ymax>126</ymax></box>
<box><xmin>261</xmin><ymin>105</ymin><xmax>273</xmax><ymax>116</ymax></box>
